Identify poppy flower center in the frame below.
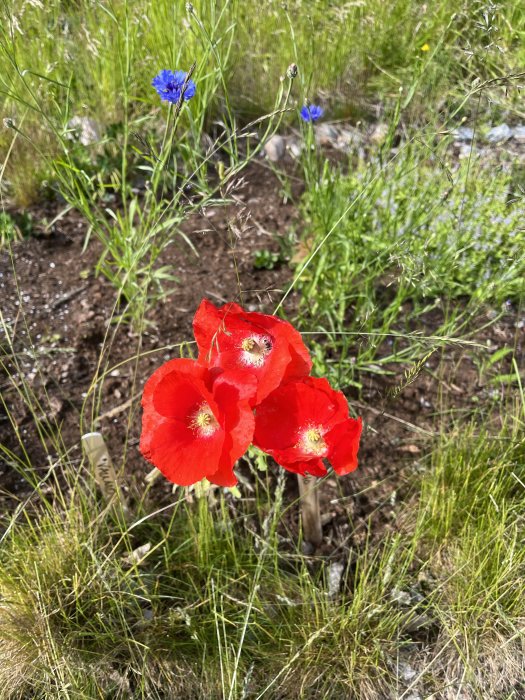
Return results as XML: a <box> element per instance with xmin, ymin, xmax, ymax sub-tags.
<box><xmin>298</xmin><ymin>425</ymin><xmax>328</xmax><ymax>456</ymax></box>
<box><xmin>240</xmin><ymin>334</ymin><xmax>272</xmax><ymax>368</ymax></box>
<box><xmin>190</xmin><ymin>402</ymin><xmax>220</xmax><ymax>438</ymax></box>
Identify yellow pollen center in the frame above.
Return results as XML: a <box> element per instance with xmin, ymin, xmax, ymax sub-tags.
<box><xmin>240</xmin><ymin>335</ymin><xmax>272</xmax><ymax>368</ymax></box>
<box><xmin>298</xmin><ymin>426</ymin><xmax>327</xmax><ymax>456</ymax></box>
<box><xmin>306</xmin><ymin>429</ymin><xmax>322</xmax><ymax>443</ymax></box>
<box><xmin>190</xmin><ymin>403</ymin><xmax>219</xmax><ymax>437</ymax></box>
<box><xmin>196</xmin><ymin>412</ymin><xmax>211</xmax><ymax>428</ymax></box>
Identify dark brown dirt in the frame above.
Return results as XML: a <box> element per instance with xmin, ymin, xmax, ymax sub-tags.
<box><xmin>1</xmin><ymin>161</ymin><xmax>522</xmax><ymax>554</ymax></box>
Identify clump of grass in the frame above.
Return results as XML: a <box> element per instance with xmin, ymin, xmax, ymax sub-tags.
<box><xmin>0</xmin><ymin>480</ymin><xmax>419</xmax><ymax>698</ymax></box>
<box><xmin>420</xmin><ymin>414</ymin><xmax>525</xmax><ymax>542</ymax></box>
<box><xmin>0</xmin><ymin>134</ymin><xmax>50</xmax><ymax>207</ymax></box>
<box><xmin>2</xmin><ymin>0</ymin><xmax>522</xmax><ymax>123</ymax></box>
<box><xmin>288</xmin><ymin>135</ymin><xmax>525</xmax><ymax>386</ymax></box>
<box><xmin>412</xmin><ymin>399</ymin><xmax>525</xmax><ymax>697</ymax></box>
<box><xmin>2</xmin><ymin>398</ymin><xmax>523</xmax><ymax>698</ymax></box>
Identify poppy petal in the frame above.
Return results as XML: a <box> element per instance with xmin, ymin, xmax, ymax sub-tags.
<box><xmin>141</xmin><ymin>418</ymin><xmax>225</xmax><ymax>486</ymax></box>
<box><xmin>193</xmin><ymin>299</ymin><xmax>243</xmax><ymax>362</ymax></box>
<box><xmin>207</xmin><ymin>461</ymin><xmax>238</xmax><ymax>487</ymax></box>
<box><xmin>246</xmin><ymin>309</ymin><xmax>312</xmax><ymax>378</ymax></box>
<box><xmin>193</xmin><ymin>299</ymin><xmax>312</xmax><ymax>404</ymax></box>
<box><xmin>141</xmin><ymin>359</ymin><xmax>200</xmax><ymax>456</ymax></box>
<box><xmin>278</xmin><ymin>459</ymin><xmax>328</xmax><ymax>477</ymax></box>
<box><xmin>152</xmin><ymin>364</ymin><xmax>219</xmax><ymax>422</ymax></box>
<box><xmin>141</xmin><ymin>358</ymin><xmax>193</xmax><ymax>413</ymax></box>
<box><xmin>326</xmin><ymin>417</ymin><xmax>362</xmax><ymax>475</ymax></box>
<box><xmin>254</xmin><ymin>377</ymin><xmax>348</xmax><ymax>453</ymax></box>
<box><xmin>210</xmin><ymin>370</ymin><xmax>257</xmax><ymax>483</ymax></box>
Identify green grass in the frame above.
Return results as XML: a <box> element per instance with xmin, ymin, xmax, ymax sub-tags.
<box><xmin>285</xmin><ymin>133</ymin><xmax>525</xmax><ymax>387</ymax></box>
<box><xmin>1</xmin><ymin>1</ymin><xmax>525</xmax><ymax>697</ymax></box>
<box><xmin>1</xmin><ymin>389</ymin><xmax>523</xmax><ymax>698</ymax></box>
<box><xmin>418</xmin><ymin>405</ymin><xmax>525</xmax><ymax>696</ymax></box>
<box><xmin>1</xmin><ymin>0</ymin><xmax>524</xmax><ymax>204</ymax></box>
<box><xmin>1</xmin><ymin>1</ymin><xmax>297</xmax><ymax>322</ymax></box>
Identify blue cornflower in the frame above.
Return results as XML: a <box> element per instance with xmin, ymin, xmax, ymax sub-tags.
<box><xmin>300</xmin><ymin>104</ymin><xmax>324</xmax><ymax>122</ymax></box>
<box><xmin>151</xmin><ymin>69</ymin><xmax>196</xmax><ymax>104</ymax></box>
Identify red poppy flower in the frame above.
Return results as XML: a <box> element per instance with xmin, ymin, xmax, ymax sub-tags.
<box><xmin>139</xmin><ymin>358</ymin><xmax>256</xmax><ymax>487</ymax></box>
<box><xmin>193</xmin><ymin>299</ymin><xmax>312</xmax><ymax>405</ymax></box>
<box><xmin>253</xmin><ymin>376</ymin><xmax>362</xmax><ymax>477</ymax></box>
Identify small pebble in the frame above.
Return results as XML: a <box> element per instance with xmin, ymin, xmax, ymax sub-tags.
<box><xmin>315</xmin><ymin>123</ymin><xmax>338</xmax><ymax>146</ymax></box>
<box><xmin>454</xmin><ymin>126</ymin><xmax>474</xmax><ymax>142</ymax></box>
<box><xmin>512</xmin><ymin>125</ymin><xmax>525</xmax><ymax>143</ymax></box>
<box><xmin>486</xmin><ymin>123</ymin><xmax>511</xmax><ymax>144</ymax></box>
<box><xmin>301</xmin><ymin>540</ymin><xmax>315</xmax><ymax>555</ymax></box>
<box><xmin>264</xmin><ymin>134</ymin><xmax>286</xmax><ymax>162</ymax></box>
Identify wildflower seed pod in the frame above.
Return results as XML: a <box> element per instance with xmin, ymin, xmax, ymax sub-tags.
<box><xmin>287</xmin><ymin>63</ymin><xmax>298</xmax><ymax>80</ymax></box>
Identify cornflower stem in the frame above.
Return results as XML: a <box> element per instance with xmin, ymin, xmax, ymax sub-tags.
<box><xmin>297</xmin><ymin>474</ymin><xmax>323</xmax><ymax>547</ymax></box>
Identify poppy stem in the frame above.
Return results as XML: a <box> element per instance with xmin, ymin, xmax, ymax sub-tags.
<box><xmin>297</xmin><ymin>474</ymin><xmax>322</xmax><ymax>546</ymax></box>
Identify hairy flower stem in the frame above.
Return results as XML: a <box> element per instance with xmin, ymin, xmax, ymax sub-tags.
<box><xmin>297</xmin><ymin>474</ymin><xmax>322</xmax><ymax>546</ymax></box>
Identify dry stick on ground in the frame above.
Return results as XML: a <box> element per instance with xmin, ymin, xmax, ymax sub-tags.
<box><xmin>82</xmin><ymin>431</ymin><xmax>128</xmax><ymax>512</ymax></box>
<box><xmin>297</xmin><ymin>474</ymin><xmax>323</xmax><ymax>546</ymax></box>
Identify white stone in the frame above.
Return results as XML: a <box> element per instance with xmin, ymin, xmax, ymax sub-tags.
<box><xmin>512</xmin><ymin>125</ymin><xmax>525</xmax><ymax>143</ymax></box>
<box><xmin>67</xmin><ymin>116</ymin><xmax>101</xmax><ymax>145</ymax></box>
<box><xmin>327</xmin><ymin>561</ymin><xmax>344</xmax><ymax>598</ymax></box>
<box><xmin>458</xmin><ymin>143</ymin><xmax>480</xmax><ymax>159</ymax></box>
<box><xmin>369</xmin><ymin>122</ymin><xmax>389</xmax><ymax>145</ymax></box>
<box><xmin>453</xmin><ymin>126</ymin><xmax>474</xmax><ymax>142</ymax></box>
<box><xmin>486</xmin><ymin>123</ymin><xmax>511</xmax><ymax>144</ymax></box>
<box><xmin>336</xmin><ymin>126</ymin><xmax>364</xmax><ymax>151</ymax></box>
<box><xmin>396</xmin><ymin>660</ymin><xmax>417</xmax><ymax>682</ymax></box>
<box><xmin>264</xmin><ymin>134</ymin><xmax>286</xmax><ymax>162</ymax></box>
<box><xmin>315</xmin><ymin>123</ymin><xmax>338</xmax><ymax>146</ymax></box>
<box><xmin>287</xmin><ymin>138</ymin><xmax>303</xmax><ymax>158</ymax></box>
